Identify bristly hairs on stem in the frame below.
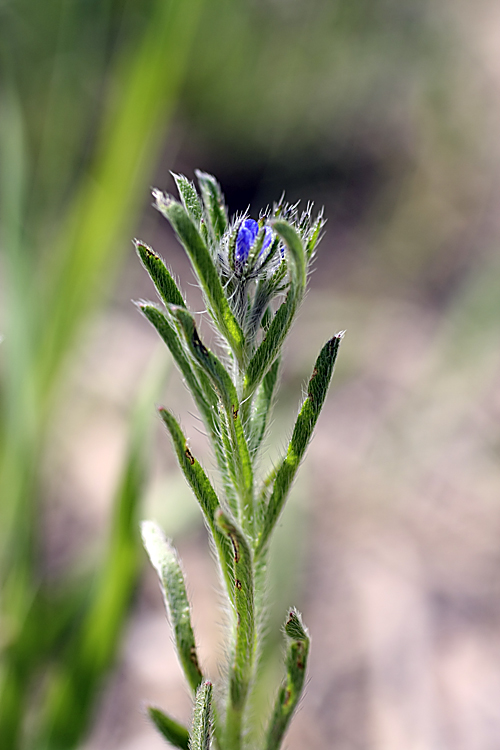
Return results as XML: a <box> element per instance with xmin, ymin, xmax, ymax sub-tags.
<box><xmin>137</xmin><ymin>171</ymin><xmax>341</xmax><ymax>750</ymax></box>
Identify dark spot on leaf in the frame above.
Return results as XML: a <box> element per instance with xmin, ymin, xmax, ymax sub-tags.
<box><xmin>185</xmin><ymin>447</ymin><xmax>195</xmax><ymax>465</ymax></box>
<box><xmin>229</xmin><ymin>533</ymin><xmax>240</xmax><ymax>563</ymax></box>
<box><xmin>235</xmin><ymin>579</ymin><xmax>242</xmax><ymax>590</ymax></box>
<box><xmin>192</xmin><ymin>326</ymin><xmax>208</xmax><ymax>356</ymax></box>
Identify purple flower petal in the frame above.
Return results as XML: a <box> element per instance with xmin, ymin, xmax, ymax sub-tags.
<box><xmin>261</xmin><ymin>226</ymin><xmax>273</xmax><ymax>255</ymax></box>
<box><xmin>235</xmin><ymin>218</ymin><xmax>273</xmax><ymax>264</ymax></box>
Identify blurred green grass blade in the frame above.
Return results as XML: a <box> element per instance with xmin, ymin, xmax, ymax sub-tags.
<box><xmin>256</xmin><ymin>334</ymin><xmax>343</xmax><ymax>557</ymax></box>
<box><xmin>264</xmin><ymin>609</ymin><xmax>310</xmax><ymax>750</ymax></box>
<box><xmin>190</xmin><ymin>681</ymin><xmax>213</xmax><ymax>750</ymax></box>
<box><xmin>38</xmin><ymin>0</ymin><xmax>205</xmax><ymax>400</ymax></box>
<box><xmin>34</xmin><ymin>351</ymin><xmax>168</xmax><ymax>749</ymax></box>
<box><xmin>142</xmin><ymin>522</ymin><xmax>203</xmax><ymax>693</ymax></box>
<box><xmin>148</xmin><ymin>706</ymin><xmax>190</xmax><ymax>749</ymax></box>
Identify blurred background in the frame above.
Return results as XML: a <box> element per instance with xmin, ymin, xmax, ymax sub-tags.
<box><xmin>1</xmin><ymin>0</ymin><xmax>500</xmax><ymax>748</ymax></box>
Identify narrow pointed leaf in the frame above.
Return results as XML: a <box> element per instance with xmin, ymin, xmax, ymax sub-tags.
<box><xmin>148</xmin><ymin>706</ymin><xmax>190</xmax><ymax>750</ymax></box>
<box><xmin>158</xmin><ymin>409</ymin><xmax>234</xmax><ymax>593</ymax></box>
<box><xmin>264</xmin><ymin>609</ymin><xmax>310</xmax><ymax>750</ymax></box>
<box><xmin>171</xmin><ymin>172</ymin><xmax>203</xmax><ymax>227</ymax></box>
<box><xmin>256</xmin><ymin>334</ymin><xmax>343</xmax><ymax>556</ymax></box>
<box><xmin>190</xmin><ymin>681</ymin><xmax>213</xmax><ymax>750</ymax></box>
<box><xmin>153</xmin><ymin>191</ymin><xmax>244</xmax><ymax>363</ymax></box>
<box><xmin>244</xmin><ymin>293</ymin><xmax>296</xmax><ymax>400</ymax></box>
<box><xmin>172</xmin><ymin>308</ymin><xmax>254</xmax><ymax>531</ymax></box>
<box><xmin>305</xmin><ymin>209</ymin><xmax>325</xmax><ymax>259</ymax></box>
<box><xmin>135</xmin><ymin>240</ymin><xmax>186</xmax><ymax>308</ymax></box>
<box><xmin>139</xmin><ymin>305</ymin><xmax>206</xmax><ymax>411</ymax></box>
<box><xmin>139</xmin><ymin>304</ymin><xmax>235</xmax><ymax>518</ymax></box>
<box><xmin>270</xmin><ymin>220</ymin><xmax>306</xmax><ymax>293</ymax></box>
<box><xmin>195</xmin><ymin>170</ymin><xmax>228</xmax><ymax>242</ymax></box>
<box><xmin>141</xmin><ymin>522</ymin><xmax>203</xmax><ymax>693</ymax></box>
<box><xmin>248</xmin><ymin>357</ymin><xmax>280</xmax><ymax>457</ymax></box>
<box><xmin>244</xmin><ymin>221</ymin><xmax>307</xmax><ymax>397</ymax></box>
<box><xmin>215</xmin><ymin>510</ymin><xmax>255</xmax><ymax>749</ymax></box>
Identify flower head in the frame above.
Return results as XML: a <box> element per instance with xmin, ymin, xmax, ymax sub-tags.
<box><xmin>235</xmin><ymin>218</ymin><xmax>273</xmax><ymax>264</ymax></box>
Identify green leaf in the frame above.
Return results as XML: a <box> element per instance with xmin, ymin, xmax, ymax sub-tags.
<box><xmin>153</xmin><ymin>191</ymin><xmax>244</xmax><ymax>364</ymax></box>
<box><xmin>256</xmin><ymin>334</ymin><xmax>343</xmax><ymax>557</ymax></box>
<box><xmin>190</xmin><ymin>681</ymin><xmax>213</xmax><ymax>750</ymax></box>
<box><xmin>171</xmin><ymin>172</ymin><xmax>203</xmax><ymax>227</ymax></box>
<box><xmin>264</xmin><ymin>609</ymin><xmax>310</xmax><ymax>750</ymax></box>
<box><xmin>139</xmin><ymin>305</ymin><xmax>206</xmax><ymax>410</ymax></box>
<box><xmin>244</xmin><ymin>293</ymin><xmax>296</xmax><ymax>400</ymax></box>
<box><xmin>157</xmin><ymin>409</ymin><xmax>234</xmax><ymax>595</ymax></box>
<box><xmin>148</xmin><ymin>706</ymin><xmax>190</xmax><ymax>750</ymax></box>
<box><xmin>215</xmin><ymin>510</ymin><xmax>255</xmax><ymax>750</ymax></box>
<box><xmin>141</xmin><ymin>522</ymin><xmax>203</xmax><ymax>693</ymax></box>
<box><xmin>270</xmin><ymin>220</ymin><xmax>306</xmax><ymax>293</ymax></box>
<box><xmin>135</xmin><ymin>240</ymin><xmax>186</xmax><ymax>308</ymax></box>
<box><xmin>305</xmin><ymin>209</ymin><xmax>325</xmax><ymax>259</ymax></box>
<box><xmin>172</xmin><ymin>308</ymin><xmax>254</xmax><ymax>532</ymax></box>
<box><xmin>195</xmin><ymin>170</ymin><xmax>228</xmax><ymax>242</ymax></box>
<box><xmin>139</xmin><ymin>304</ymin><xmax>238</xmax><ymax>521</ymax></box>
<box><xmin>248</xmin><ymin>357</ymin><xmax>280</xmax><ymax>458</ymax></box>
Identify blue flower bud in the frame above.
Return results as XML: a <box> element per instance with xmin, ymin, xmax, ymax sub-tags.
<box><xmin>235</xmin><ymin>218</ymin><xmax>273</xmax><ymax>264</ymax></box>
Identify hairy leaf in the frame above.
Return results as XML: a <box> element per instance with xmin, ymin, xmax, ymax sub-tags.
<box><xmin>171</xmin><ymin>172</ymin><xmax>203</xmax><ymax>227</ymax></box>
<box><xmin>158</xmin><ymin>409</ymin><xmax>234</xmax><ymax>594</ymax></box>
<box><xmin>135</xmin><ymin>240</ymin><xmax>185</xmax><ymax>308</ymax></box>
<box><xmin>141</xmin><ymin>522</ymin><xmax>203</xmax><ymax>693</ymax></box>
<box><xmin>264</xmin><ymin>609</ymin><xmax>310</xmax><ymax>750</ymax></box>
<box><xmin>216</xmin><ymin>510</ymin><xmax>255</xmax><ymax>750</ymax></box>
<box><xmin>190</xmin><ymin>681</ymin><xmax>213</xmax><ymax>750</ymax></box>
<box><xmin>195</xmin><ymin>170</ymin><xmax>228</xmax><ymax>242</ymax></box>
<box><xmin>148</xmin><ymin>706</ymin><xmax>190</xmax><ymax>750</ymax></box>
<box><xmin>256</xmin><ymin>334</ymin><xmax>343</xmax><ymax>556</ymax></box>
<box><xmin>153</xmin><ymin>191</ymin><xmax>244</xmax><ymax>364</ymax></box>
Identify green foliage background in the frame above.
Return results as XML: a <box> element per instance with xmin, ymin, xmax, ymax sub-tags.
<box><xmin>1</xmin><ymin>0</ymin><xmax>499</xmax><ymax>748</ymax></box>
